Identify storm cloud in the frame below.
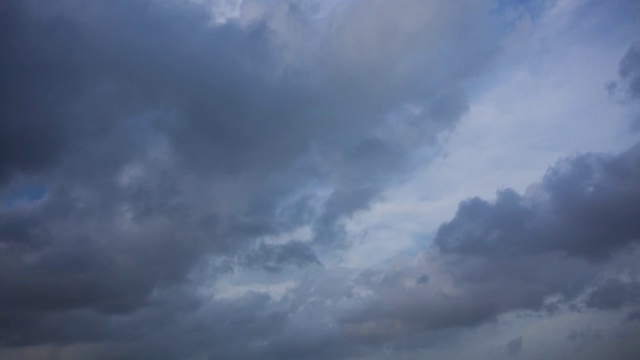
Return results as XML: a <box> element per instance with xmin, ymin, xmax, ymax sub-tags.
<box><xmin>0</xmin><ymin>0</ymin><xmax>499</xmax><ymax>356</ymax></box>
<box><xmin>1</xmin><ymin>0</ymin><xmax>640</xmax><ymax>359</ymax></box>
<box><xmin>435</xmin><ymin>143</ymin><xmax>640</xmax><ymax>260</ymax></box>
<box><xmin>340</xmin><ymin>142</ymin><xmax>640</xmax><ymax>354</ymax></box>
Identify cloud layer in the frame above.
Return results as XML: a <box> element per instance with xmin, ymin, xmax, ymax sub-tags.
<box><xmin>1</xmin><ymin>0</ymin><xmax>640</xmax><ymax>359</ymax></box>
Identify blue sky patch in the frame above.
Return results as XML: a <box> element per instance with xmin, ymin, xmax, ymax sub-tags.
<box><xmin>2</xmin><ymin>184</ymin><xmax>47</xmax><ymax>209</ymax></box>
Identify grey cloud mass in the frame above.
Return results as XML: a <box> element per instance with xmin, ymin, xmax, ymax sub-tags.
<box><xmin>435</xmin><ymin>143</ymin><xmax>640</xmax><ymax>260</ymax></box>
<box><xmin>506</xmin><ymin>336</ymin><xmax>523</xmax><ymax>356</ymax></box>
<box><xmin>0</xmin><ymin>0</ymin><xmax>498</xmax><ymax>357</ymax></box>
<box><xmin>619</xmin><ymin>41</ymin><xmax>640</xmax><ymax>100</ymax></box>
<box><xmin>586</xmin><ymin>279</ymin><xmax>640</xmax><ymax>310</ymax></box>
<box><xmin>1</xmin><ymin>0</ymin><xmax>640</xmax><ymax>359</ymax></box>
<box><xmin>340</xmin><ymin>143</ymin><xmax>640</xmax><ymax>355</ymax></box>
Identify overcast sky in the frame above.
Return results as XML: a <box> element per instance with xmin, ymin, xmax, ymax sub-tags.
<box><xmin>1</xmin><ymin>0</ymin><xmax>640</xmax><ymax>359</ymax></box>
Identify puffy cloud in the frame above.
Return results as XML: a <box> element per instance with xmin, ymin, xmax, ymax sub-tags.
<box><xmin>435</xmin><ymin>143</ymin><xmax>640</xmax><ymax>260</ymax></box>
<box><xmin>342</xmin><ymin>142</ymin><xmax>640</xmax><ymax>352</ymax></box>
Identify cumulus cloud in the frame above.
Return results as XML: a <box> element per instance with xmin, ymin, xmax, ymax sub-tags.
<box><xmin>341</xmin><ymin>142</ymin><xmax>640</xmax><ymax>352</ymax></box>
<box><xmin>436</xmin><ymin>143</ymin><xmax>640</xmax><ymax>260</ymax></box>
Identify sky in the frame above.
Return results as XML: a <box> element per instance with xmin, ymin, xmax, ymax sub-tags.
<box><xmin>0</xmin><ymin>0</ymin><xmax>639</xmax><ymax>359</ymax></box>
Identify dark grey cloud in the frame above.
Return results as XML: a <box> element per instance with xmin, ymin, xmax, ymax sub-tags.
<box><xmin>568</xmin><ymin>326</ymin><xmax>603</xmax><ymax>343</ymax></box>
<box><xmin>435</xmin><ymin>143</ymin><xmax>640</xmax><ymax>260</ymax></box>
<box><xmin>627</xmin><ymin>309</ymin><xmax>640</xmax><ymax>322</ymax></box>
<box><xmin>3</xmin><ymin>1</ymin><xmax>636</xmax><ymax>359</ymax></box>
<box><xmin>505</xmin><ymin>336</ymin><xmax>523</xmax><ymax>356</ymax></box>
<box><xmin>619</xmin><ymin>41</ymin><xmax>640</xmax><ymax>100</ymax></box>
<box><xmin>416</xmin><ymin>274</ymin><xmax>430</xmax><ymax>285</ymax></box>
<box><xmin>586</xmin><ymin>279</ymin><xmax>640</xmax><ymax>310</ymax></box>
<box><xmin>0</xmin><ymin>0</ymin><xmax>502</xmax><ymax>358</ymax></box>
<box><xmin>609</xmin><ymin>40</ymin><xmax>640</xmax><ymax>131</ymax></box>
<box><xmin>340</xmin><ymin>143</ymin><xmax>640</xmax><ymax>354</ymax></box>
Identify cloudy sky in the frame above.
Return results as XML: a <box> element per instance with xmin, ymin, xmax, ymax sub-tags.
<box><xmin>1</xmin><ymin>0</ymin><xmax>640</xmax><ymax>359</ymax></box>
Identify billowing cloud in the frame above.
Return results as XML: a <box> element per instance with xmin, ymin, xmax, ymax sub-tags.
<box><xmin>1</xmin><ymin>0</ymin><xmax>640</xmax><ymax>359</ymax></box>
<box><xmin>435</xmin><ymin>143</ymin><xmax>640</xmax><ymax>260</ymax></box>
<box><xmin>0</xmin><ymin>0</ymin><xmax>503</xmax><ymax>358</ymax></box>
<box><xmin>341</xmin><ymin>142</ymin><xmax>640</xmax><ymax>354</ymax></box>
